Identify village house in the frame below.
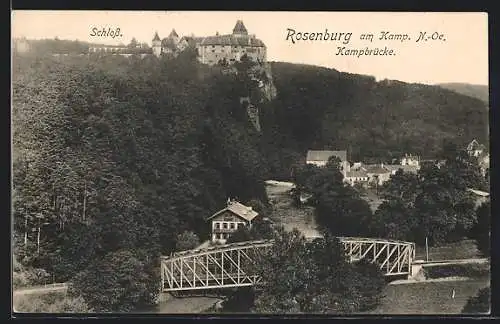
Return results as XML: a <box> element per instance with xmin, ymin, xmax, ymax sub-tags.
<box><xmin>346</xmin><ymin>154</ymin><xmax>421</xmax><ymax>187</ymax></box>
<box><xmin>206</xmin><ymin>199</ymin><xmax>259</xmax><ymax>244</ymax></box>
<box><xmin>400</xmin><ymin>153</ymin><xmax>420</xmax><ymax>167</ymax></box>
<box><xmin>343</xmin><ymin>170</ymin><xmax>369</xmax><ymax>186</ymax></box>
<box><xmin>467</xmin><ymin>139</ymin><xmax>486</xmax><ymax>157</ymax></box>
<box><xmin>306</xmin><ymin>150</ymin><xmax>350</xmax><ymax>176</ymax></box>
<box><xmin>465</xmin><ymin>139</ymin><xmax>489</xmax><ymax>176</ymax></box>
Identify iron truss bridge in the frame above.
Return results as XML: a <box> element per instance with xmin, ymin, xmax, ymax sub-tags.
<box><xmin>161</xmin><ymin>237</ymin><xmax>416</xmax><ymax>292</ymax></box>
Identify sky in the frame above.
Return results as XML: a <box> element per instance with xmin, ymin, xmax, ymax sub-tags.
<box><xmin>12</xmin><ymin>11</ymin><xmax>488</xmax><ymax>85</ymax></box>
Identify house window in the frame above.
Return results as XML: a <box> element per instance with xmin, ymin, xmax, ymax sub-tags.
<box><xmin>230</xmin><ymin>223</ymin><xmax>235</xmax><ymax>229</ymax></box>
<box><xmin>215</xmin><ymin>222</ymin><xmax>220</xmax><ymax>229</ymax></box>
<box><xmin>218</xmin><ymin>233</ymin><xmax>223</xmax><ymax>239</ymax></box>
<box><xmin>238</xmin><ymin>223</ymin><xmax>244</xmax><ymax>229</ymax></box>
<box><xmin>223</xmin><ymin>222</ymin><xmax>228</xmax><ymax>229</ymax></box>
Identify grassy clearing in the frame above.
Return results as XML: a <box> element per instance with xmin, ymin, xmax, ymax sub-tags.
<box><xmin>367</xmin><ymin>277</ymin><xmax>490</xmax><ymax>315</ymax></box>
<box><xmin>13</xmin><ymin>291</ymin><xmax>91</xmax><ymax>313</ymax></box>
<box><xmin>424</xmin><ymin>263</ymin><xmax>490</xmax><ymax>280</ymax></box>
<box><xmin>415</xmin><ymin>239</ymin><xmax>481</xmax><ymax>261</ymax></box>
<box><xmin>359</xmin><ymin>188</ymin><xmax>384</xmax><ymax>213</ymax></box>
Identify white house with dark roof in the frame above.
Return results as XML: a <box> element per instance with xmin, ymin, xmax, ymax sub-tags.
<box><xmin>467</xmin><ymin>139</ymin><xmax>486</xmax><ymax>157</ymax></box>
<box><xmin>206</xmin><ymin>199</ymin><xmax>259</xmax><ymax>243</ymax></box>
<box><xmin>344</xmin><ymin>170</ymin><xmax>369</xmax><ymax>186</ymax></box>
<box><xmin>306</xmin><ymin>150</ymin><xmax>350</xmax><ymax>176</ymax></box>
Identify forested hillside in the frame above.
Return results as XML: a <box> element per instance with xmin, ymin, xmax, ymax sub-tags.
<box><xmin>12</xmin><ymin>50</ymin><xmax>269</xmax><ymax>310</ymax></box>
<box><xmin>12</xmin><ymin>51</ymin><xmax>489</xmax><ymax>311</ymax></box>
<box><xmin>437</xmin><ymin>83</ymin><xmax>489</xmax><ymax>104</ymax></box>
<box><xmin>262</xmin><ymin>62</ymin><xmax>488</xmax><ymax>178</ymax></box>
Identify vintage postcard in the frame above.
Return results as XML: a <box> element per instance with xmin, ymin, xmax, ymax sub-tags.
<box><xmin>11</xmin><ymin>11</ymin><xmax>490</xmax><ymax>316</ymax></box>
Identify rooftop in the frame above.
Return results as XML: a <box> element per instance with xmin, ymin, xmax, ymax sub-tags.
<box><xmin>200</xmin><ymin>34</ymin><xmax>265</xmax><ymax>47</ymax></box>
<box><xmin>467</xmin><ymin>188</ymin><xmax>490</xmax><ymax>197</ymax></box>
<box><xmin>180</xmin><ymin>36</ymin><xmax>204</xmax><ymax>47</ymax></box>
<box><xmin>306</xmin><ymin>150</ymin><xmax>347</xmax><ymax>162</ymax></box>
<box><xmin>207</xmin><ymin>201</ymin><xmax>259</xmax><ymax>222</ymax></box>
<box><xmin>161</xmin><ymin>37</ymin><xmax>177</xmax><ymax>50</ymax></box>
<box><xmin>363</xmin><ymin>164</ymin><xmax>390</xmax><ymax>174</ymax></box>
<box><xmin>345</xmin><ymin>170</ymin><xmax>368</xmax><ymax>178</ymax></box>
<box><xmin>233</xmin><ymin>20</ymin><xmax>248</xmax><ymax>35</ymax></box>
<box><xmin>169</xmin><ymin>29</ymin><xmax>179</xmax><ymax>38</ymax></box>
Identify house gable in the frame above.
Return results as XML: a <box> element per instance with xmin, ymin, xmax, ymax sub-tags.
<box><xmin>210</xmin><ymin>210</ymin><xmax>250</xmax><ymax>223</ymax></box>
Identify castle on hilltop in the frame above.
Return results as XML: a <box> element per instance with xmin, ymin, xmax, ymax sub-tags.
<box><xmin>152</xmin><ymin>20</ymin><xmax>267</xmax><ymax>65</ymax></box>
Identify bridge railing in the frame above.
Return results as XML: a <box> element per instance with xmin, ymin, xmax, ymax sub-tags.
<box><xmin>161</xmin><ymin>237</ymin><xmax>417</xmax><ymax>292</ymax></box>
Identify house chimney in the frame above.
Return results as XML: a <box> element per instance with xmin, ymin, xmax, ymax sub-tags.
<box><xmin>227</xmin><ymin>197</ymin><xmax>231</xmax><ymax>205</ymax></box>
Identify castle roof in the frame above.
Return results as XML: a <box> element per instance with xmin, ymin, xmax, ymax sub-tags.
<box><xmin>169</xmin><ymin>29</ymin><xmax>179</xmax><ymax>38</ymax></box>
<box><xmin>180</xmin><ymin>36</ymin><xmax>204</xmax><ymax>47</ymax></box>
<box><xmin>233</xmin><ymin>20</ymin><xmax>248</xmax><ymax>35</ymax></box>
<box><xmin>161</xmin><ymin>37</ymin><xmax>177</xmax><ymax>50</ymax></box>
<box><xmin>200</xmin><ymin>34</ymin><xmax>265</xmax><ymax>47</ymax></box>
<box><xmin>152</xmin><ymin>32</ymin><xmax>160</xmax><ymax>41</ymax></box>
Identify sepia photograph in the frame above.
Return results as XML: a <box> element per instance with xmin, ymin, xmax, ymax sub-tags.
<box><xmin>11</xmin><ymin>10</ymin><xmax>490</xmax><ymax>316</ymax></box>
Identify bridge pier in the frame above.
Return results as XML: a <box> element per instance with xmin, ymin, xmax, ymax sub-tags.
<box><xmin>409</xmin><ymin>263</ymin><xmax>424</xmax><ymax>280</ymax></box>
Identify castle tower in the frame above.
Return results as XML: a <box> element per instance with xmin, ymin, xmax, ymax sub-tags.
<box><xmin>152</xmin><ymin>32</ymin><xmax>162</xmax><ymax>57</ymax></box>
<box><xmin>168</xmin><ymin>29</ymin><xmax>179</xmax><ymax>44</ymax></box>
<box><xmin>232</xmin><ymin>20</ymin><xmax>248</xmax><ymax>38</ymax></box>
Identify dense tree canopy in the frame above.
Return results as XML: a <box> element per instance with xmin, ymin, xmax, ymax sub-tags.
<box><xmin>469</xmin><ymin>201</ymin><xmax>490</xmax><ymax>257</ymax></box>
<box><xmin>265</xmin><ymin>62</ymin><xmax>488</xmax><ymax>171</ymax></box>
<box><xmin>462</xmin><ymin>287</ymin><xmax>490</xmax><ymax>314</ymax></box>
<box><xmin>293</xmin><ymin>159</ymin><xmax>372</xmax><ymax>236</ymax></box>
<box><xmin>252</xmin><ymin>228</ymin><xmax>386</xmax><ymax>314</ymax></box>
<box><xmin>365</xmin><ymin>149</ymin><xmax>488</xmax><ymax>245</ymax></box>
<box><xmin>12</xmin><ymin>45</ymin><xmax>488</xmax><ymax>312</ymax></box>
<box><xmin>12</xmin><ymin>51</ymin><xmax>269</xmax><ymax>310</ymax></box>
